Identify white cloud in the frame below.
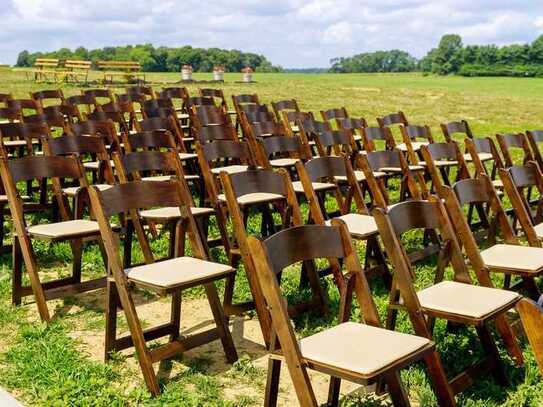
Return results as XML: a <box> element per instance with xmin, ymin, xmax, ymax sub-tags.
<box><xmin>1</xmin><ymin>0</ymin><xmax>543</xmax><ymax>67</ymax></box>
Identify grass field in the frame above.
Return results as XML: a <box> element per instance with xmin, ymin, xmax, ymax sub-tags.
<box><xmin>0</xmin><ymin>68</ymin><xmax>543</xmax><ymax>406</ymax></box>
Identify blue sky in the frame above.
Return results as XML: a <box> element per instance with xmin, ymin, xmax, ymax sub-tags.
<box><xmin>1</xmin><ymin>0</ymin><xmax>543</xmax><ymax>68</ymax></box>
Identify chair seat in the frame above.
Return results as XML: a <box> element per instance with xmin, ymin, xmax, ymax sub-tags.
<box><xmin>464</xmin><ymin>153</ymin><xmax>493</xmax><ymax>162</ymax></box>
<box><xmin>218</xmin><ymin>192</ymin><xmax>284</xmax><ymax>205</ymax></box>
<box><xmin>326</xmin><ymin>213</ymin><xmax>378</xmax><ymax>239</ymax></box>
<box><xmin>292</xmin><ymin>181</ymin><xmax>335</xmax><ymax>194</ymax></box>
<box><xmin>140</xmin><ymin>206</ymin><xmax>214</xmax><ymax>221</ymax></box>
<box><xmin>126</xmin><ymin>256</ymin><xmax>234</xmax><ymax>289</ymax></box>
<box><xmin>353</xmin><ymin>134</ymin><xmax>362</xmax><ymax>142</ymax></box>
<box><xmin>480</xmin><ymin>244</ymin><xmax>543</xmax><ymax>274</ymax></box>
<box><xmin>177</xmin><ymin>113</ymin><xmax>190</xmax><ymax>120</ymax></box>
<box><xmin>379</xmin><ymin>165</ymin><xmax>425</xmax><ymax>173</ymax></box>
<box><xmin>298</xmin><ymin>322</ymin><xmax>430</xmax><ymax>378</ymax></box>
<box><xmin>396</xmin><ymin>141</ymin><xmax>429</xmax><ymax>152</ymax></box>
<box><xmin>534</xmin><ymin>223</ymin><xmax>543</xmax><ymax>240</ymax></box>
<box><xmin>492</xmin><ymin>179</ymin><xmax>503</xmax><ymax>189</ymax></box>
<box><xmin>27</xmin><ymin>219</ymin><xmax>101</xmax><ymax>240</ymax></box>
<box><xmin>419</xmin><ymin>160</ymin><xmax>458</xmax><ymax>167</ymax></box>
<box><xmin>211</xmin><ymin>165</ymin><xmax>249</xmax><ymax>175</ymax></box>
<box><xmin>83</xmin><ymin>160</ymin><xmax>115</xmax><ymax>171</ymax></box>
<box><xmin>417</xmin><ymin>281</ymin><xmax>520</xmax><ymax>320</ymax></box>
<box><xmin>269</xmin><ymin>158</ymin><xmax>299</xmax><ymax>167</ymax></box>
<box><xmin>63</xmin><ymin>184</ymin><xmax>112</xmax><ymax>197</ymax></box>
<box><xmin>291</xmin><ymin>125</ymin><xmax>300</xmax><ymax>133</ymax></box>
<box><xmin>178</xmin><ymin>152</ymin><xmax>198</xmax><ymax>161</ymax></box>
<box><xmin>334</xmin><ymin>170</ymin><xmax>386</xmax><ymax>183</ymax></box>
<box><xmin>3</xmin><ymin>139</ymin><xmax>39</xmax><ymax>147</ymax></box>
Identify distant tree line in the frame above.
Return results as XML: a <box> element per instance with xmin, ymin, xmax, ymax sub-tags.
<box><xmin>330</xmin><ymin>34</ymin><xmax>543</xmax><ymax>77</ymax></box>
<box><xmin>15</xmin><ymin>44</ymin><xmax>283</xmax><ymax>73</ymax></box>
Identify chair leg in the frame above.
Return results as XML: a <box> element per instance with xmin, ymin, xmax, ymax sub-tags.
<box><xmin>203</xmin><ymin>282</ymin><xmax>238</xmax><ymax>363</ymax></box>
<box><xmin>476</xmin><ymin>324</ymin><xmax>508</xmax><ymax>386</ymax></box>
<box><xmin>264</xmin><ymin>358</ymin><xmax>282</xmax><ymax>407</ymax></box>
<box><xmin>70</xmin><ymin>239</ymin><xmax>83</xmax><ymax>283</ymax></box>
<box><xmin>423</xmin><ymin>351</ymin><xmax>456</xmax><ymax>407</ymax></box>
<box><xmin>326</xmin><ymin>376</ymin><xmax>341</xmax><ymax>407</ymax></box>
<box><xmin>495</xmin><ymin>315</ymin><xmax>524</xmax><ymax>366</ymax></box>
<box><xmin>12</xmin><ymin>236</ymin><xmax>23</xmax><ymax>306</ymax></box>
<box><xmin>384</xmin><ymin>370</ymin><xmax>410</xmax><ymax>407</ymax></box>
<box><xmin>170</xmin><ymin>290</ymin><xmax>182</xmax><ymax>342</ymax></box>
<box><xmin>104</xmin><ymin>279</ymin><xmax>119</xmax><ymax>361</ymax></box>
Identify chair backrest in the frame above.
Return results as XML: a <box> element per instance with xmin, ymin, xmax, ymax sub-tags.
<box><xmin>313</xmin><ymin>129</ymin><xmax>357</xmax><ymax>157</ymax></box>
<box><xmin>192</xmin><ymin>105</ymin><xmax>230</xmax><ymax>128</ymax></box>
<box><xmin>83</xmin><ymin>89</ymin><xmax>115</xmax><ymax>105</ymax></box>
<box><xmin>464</xmin><ymin>137</ymin><xmax>503</xmax><ymax>180</ymax></box>
<box><xmin>186</xmin><ymin>96</ymin><xmax>215</xmax><ymax>110</ymax></box>
<box><xmin>87</xmin><ymin>110</ymin><xmax>130</xmax><ymax>134</ymax></box>
<box><xmin>194</xmin><ymin>123</ymin><xmax>238</xmax><ymax>144</ymax></box>
<box><xmin>31</xmin><ymin>90</ymin><xmax>65</xmax><ymax>107</ymax></box>
<box><xmin>69</xmin><ymin>119</ymin><xmax>119</xmax><ymax>149</ymax></box>
<box><xmin>7</xmin><ymin>99</ymin><xmax>43</xmax><ymax>117</ymax></box>
<box><xmin>271</xmin><ymin>99</ymin><xmax>299</xmax><ymax>120</ymax></box>
<box><xmin>400</xmin><ymin>124</ymin><xmax>433</xmax><ymax>142</ymax></box>
<box><xmin>124</xmin><ymin>130</ymin><xmax>177</xmax><ymax>152</ymax></box>
<box><xmin>496</xmin><ymin>132</ymin><xmax>533</xmax><ymax>167</ymax></box>
<box><xmin>0</xmin><ymin>122</ymin><xmax>50</xmax><ymax>153</ymax></box>
<box><xmin>377</xmin><ymin>111</ymin><xmax>408</xmax><ymax>128</ymax></box>
<box><xmin>526</xmin><ymin>130</ymin><xmax>543</xmax><ymax>169</ymax></box>
<box><xmin>136</xmin><ymin>116</ymin><xmax>185</xmax><ymax>150</ymax></box>
<box><xmin>257</xmin><ymin>135</ymin><xmax>305</xmax><ymax>168</ymax></box>
<box><xmin>232</xmin><ymin>94</ymin><xmax>259</xmax><ymax>110</ymax></box>
<box><xmin>336</xmin><ymin>117</ymin><xmax>367</xmax><ymax>132</ymax></box>
<box><xmin>126</xmin><ymin>86</ymin><xmax>155</xmax><ymax>100</ymax></box>
<box><xmin>361</xmin><ymin>127</ymin><xmax>396</xmax><ymax>151</ymax></box>
<box><xmin>441</xmin><ymin>120</ymin><xmax>473</xmax><ymax>142</ymax></box>
<box><xmin>0</xmin><ymin>107</ymin><xmax>21</xmax><ymax>123</ymax></box>
<box><xmin>420</xmin><ymin>142</ymin><xmax>470</xmax><ymax>197</ymax></box>
<box><xmin>246</xmin><ymin>221</ymin><xmax>382</xmax><ymax>405</ymax></box>
<box><xmin>199</xmin><ymin>88</ymin><xmax>228</xmax><ymax>111</ymax></box>
<box><xmin>65</xmin><ymin>94</ymin><xmax>100</xmax><ymax>120</ymax></box>
<box><xmin>320</xmin><ymin>107</ymin><xmax>348</xmax><ymax>123</ymax></box>
<box><xmin>89</xmin><ymin>180</ymin><xmax>204</xmax><ymax>265</ymax></box>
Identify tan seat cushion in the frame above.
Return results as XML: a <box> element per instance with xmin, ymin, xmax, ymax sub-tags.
<box><xmin>292</xmin><ymin>181</ymin><xmax>335</xmax><ymax>194</ymax></box>
<box><xmin>492</xmin><ymin>179</ymin><xmax>503</xmax><ymax>189</ymax></box>
<box><xmin>177</xmin><ymin>113</ymin><xmax>190</xmax><ymax>120</ymax></box>
<box><xmin>126</xmin><ymin>256</ymin><xmax>234</xmax><ymax>288</ymax></box>
<box><xmin>396</xmin><ymin>141</ymin><xmax>429</xmax><ymax>152</ymax></box>
<box><xmin>269</xmin><ymin>158</ymin><xmax>299</xmax><ymax>167</ymax></box>
<box><xmin>463</xmin><ymin>153</ymin><xmax>493</xmax><ymax>162</ymax></box>
<box><xmin>142</xmin><ymin>175</ymin><xmax>174</xmax><ymax>182</ymax></box>
<box><xmin>218</xmin><ymin>192</ymin><xmax>284</xmax><ymax>205</ymax></box>
<box><xmin>334</xmin><ymin>170</ymin><xmax>386</xmax><ymax>183</ymax></box>
<box><xmin>27</xmin><ymin>219</ymin><xmax>101</xmax><ymax>240</ymax></box>
<box><xmin>291</xmin><ymin>125</ymin><xmax>300</xmax><ymax>133</ymax></box>
<box><xmin>480</xmin><ymin>244</ymin><xmax>543</xmax><ymax>273</ymax></box>
<box><xmin>419</xmin><ymin>160</ymin><xmax>458</xmax><ymax>167</ymax></box>
<box><xmin>379</xmin><ymin>165</ymin><xmax>425</xmax><ymax>173</ymax></box>
<box><xmin>62</xmin><ymin>184</ymin><xmax>112</xmax><ymax>197</ymax></box>
<box><xmin>417</xmin><ymin>281</ymin><xmax>519</xmax><ymax>319</ymax></box>
<box><xmin>353</xmin><ymin>134</ymin><xmax>362</xmax><ymax>141</ymax></box>
<box><xmin>534</xmin><ymin>223</ymin><xmax>543</xmax><ymax>240</ymax></box>
<box><xmin>299</xmin><ymin>322</ymin><xmax>430</xmax><ymax>378</ymax></box>
<box><xmin>211</xmin><ymin>165</ymin><xmax>249</xmax><ymax>175</ymax></box>
<box><xmin>140</xmin><ymin>206</ymin><xmax>214</xmax><ymax>220</ymax></box>
<box><xmin>178</xmin><ymin>152</ymin><xmax>198</xmax><ymax>161</ymax></box>
<box><xmin>326</xmin><ymin>214</ymin><xmax>378</xmax><ymax>239</ymax></box>
<box><xmin>83</xmin><ymin>160</ymin><xmax>115</xmax><ymax>171</ymax></box>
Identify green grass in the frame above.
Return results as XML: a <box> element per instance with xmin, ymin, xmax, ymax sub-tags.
<box><xmin>0</xmin><ymin>69</ymin><xmax>542</xmax><ymax>405</ymax></box>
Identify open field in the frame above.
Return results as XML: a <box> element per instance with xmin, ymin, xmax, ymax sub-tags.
<box><xmin>0</xmin><ymin>69</ymin><xmax>542</xmax><ymax>406</ymax></box>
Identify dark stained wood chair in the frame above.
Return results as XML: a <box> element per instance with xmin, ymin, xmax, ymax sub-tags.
<box><xmin>526</xmin><ymin>130</ymin><xmax>543</xmax><ymax>170</ymax></box>
<box><xmin>297</xmin><ymin>117</ymin><xmax>330</xmax><ymax>156</ymax></box>
<box><xmin>398</xmin><ymin>124</ymin><xmax>434</xmax><ymax>163</ymax></box>
<box><xmin>444</xmin><ymin>176</ymin><xmax>543</xmax><ymax>300</ymax></box>
<box><xmin>336</xmin><ymin>117</ymin><xmax>367</xmax><ymax>150</ymax></box>
<box><xmin>441</xmin><ymin>120</ymin><xmax>473</xmax><ymax>142</ymax></box>
<box><xmin>135</xmin><ymin>116</ymin><xmax>196</xmax><ymax>160</ymax></box>
<box><xmin>199</xmin><ymin>88</ymin><xmax>231</xmax><ymax>115</ymax></box>
<box><xmin>420</xmin><ymin>142</ymin><xmax>470</xmax><ymax>197</ymax></box>
<box><xmin>7</xmin><ymin>98</ymin><xmax>43</xmax><ymax>120</ymax></box>
<box><xmin>361</xmin><ymin>126</ymin><xmax>397</xmax><ymax>152</ymax></box>
<box><xmin>31</xmin><ymin>89</ymin><xmax>65</xmax><ymax>108</ymax></box>
<box><xmin>281</xmin><ymin>110</ymin><xmax>314</xmax><ymax>137</ymax></box>
<box><xmin>271</xmin><ymin>99</ymin><xmax>299</xmax><ymax>121</ymax></box>
<box><xmin>0</xmin><ymin>154</ymin><xmax>107</xmax><ymax>321</ymax></box>
<box><xmin>517</xmin><ymin>297</ymin><xmax>543</xmax><ymax>379</ymax></box>
<box><xmin>377</xmin><ymin>111</ymin><xmax>408</xmax><ymax>128</ymax></box>
<box><xmin>296</xmin><ymin>156</ymin><xmax>390</xmax><ymax>287</ymax></box>
<box><xmin>373</xmin><ymin>198</ymin><xmax>522</xmax><ymax>396</ymax></box>
<box><xmin>496</xmin><ymin>132</ymin><xmax>533</xmax><ymax>167</ymax></box>
<box><xmin>83</xmin><ymin>89</ymin><xmax>115</xmax><ymax>107</ymax></box>
<box><xmin>220</xmin><ymin>168</ymin><xmax>315</xmax><ymax>345</ymax></box>
<box><xmin>65</xmin><ymin>94</ymin><xmax>101</xmax><ymax>121</ymax></box>
<box><xmin>247</xmin><ymin>221</ymin><xmax>455</xmax><ymax>407</ymax></box>
<box><xmin>465</xmin><ymin>137</ymin><xmax>504</xmax><ymax>190</ymax></box>
<box><xmin>88</xmin><ymin>180</ymin><xmax>237</xmax><ymax>395</ymax></box>
<box><xmin>313</xmin><ymin>128</ymin><xmax>359</xmax><ymax>160</ymax></box>
<box><xmin>257</xmin><ymin>134</ymin><xmax>306</xmax><ymax>174</ymax></box>
<box><xmin>320</xmin><ymin>107</ymin><xmax>348</xmax><ymax>124</ymax></box>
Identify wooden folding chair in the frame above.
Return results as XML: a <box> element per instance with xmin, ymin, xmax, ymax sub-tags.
<box><xmin>373</xmin><ymin>198</ymin><xmax>522</xmax><ymax>395</ymax></box>
<box><xmin>136</xmin><ymin>116</ymin><xmax>195</xmax><ymax>159</ymax></box>
<box><xmin>257</xmin><ymin>134</ymin><xmax>306</xmax><ymax>174</ymax></box>
<box><xmin>336</xmin><ymin>117</ymin><xmax>367</xmax><ymax>150</ymax></box>
<box><xmin>420</xmin><ymin>142</ymin><xmax>470</xmax><ymax>197</ymax></box>
<box><xmin>517</xmin><ymin>297</ymin><xmax>543</xmax><ymax>377</ymax></box>
<box><xmin>271</xmin><ymin>99</ymin><xmax>299</xmax><ymax>122</ymax></box>
<box><xmin>496</xmin><ymin>132</ymin><xmax>533</xmax><ymax>167</ymax></box>
<box><xmin>320</xmin><ymin>107</ymin><xmax>348</xmax><ymax>125</ymax></box>
<box><xmin>88</xmin><ymin>180</ymin><xmax>237</xmax><ymax>395</ymax></box>
<box><xmin>360</xmin><ymin>126</ymin><xmax>397</xmax><ymax>152</ymax></box>
<box><xmin>83</xmin><ymin>89</ymin><xmax>115</xmax><ymax>107</ymax></box>
<box><xmin>444</xmin><ymin>176</ymin><xmax>543</xmax><ymax>300</ymax></box>
<box><xmin>0</xmin><ymin>154</ymin><xmax>107</xmax><ymax>321</ymax></box>
<box><xmin>398</xmin><ymin>124</ymin><xmax>434</xmax><ymax>163</ymax></box>
<box><xmin>441</xmin><ymin>120</ymin><xmax>473</xmax><ymax>143</ymax></box>
<box><xmin>281</xmin><ymin>111</ymin><xmax>314</xmax><ymax>137</ymax></box>
<box><xmin>313</xmin><ymin>128</ymin><xmax>359</xmax><ymax>160</ymax></box>
<box><xmin>248</xmin><ymin>222</ymin><xmax>455</xmax><ymax>407</ymax></box>
<box><xmin>526</xmin><ymin>130</ymin><xmax>543</xmax><ymax>170</ymax></box>
<box><xmin>31</xmin><ymin>89</ymin><xmax>65</xmax><ymax>108</ymax></box>
<box><xmin>465</xmin><ymin>137</ymin><xmax>504</xmax><ymax>190</ymax></box>
<box><xmin>199</xmin><ymin>88</ymin><xmax>230</xmax><ymax>115</ymax></box>
<box><xmin>296</xmin><ymin>156</ymin><xmax>391</xmax><ymax>287</ymax></box>
<box><xmin>65</xmin><ymin>94</ymin><xmax>101</xmax><ymax>121</ymax></box>
<box><xmin>220</xmin><ymin>168</ymin><xmax>320</xmax><ymax>344</ymax></box>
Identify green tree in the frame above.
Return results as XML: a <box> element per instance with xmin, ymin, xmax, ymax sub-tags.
<box><xmin>431</xmin><ymin>34</ymin><xmax>463</xmax><ymax>74</ymax></box>
<box><xmin>16</xmin><ymin>50</ymin><xmax>31</xmax><ymax>67</ymax></box>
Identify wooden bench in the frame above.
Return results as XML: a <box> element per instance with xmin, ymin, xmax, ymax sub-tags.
<box><xmin>31</xmin><ymin>58</ymin><xmax>60</xmax><ymax>82</ymax></box>
<box><xmin>59</xmin><ymin>60</ymin><xmax>92</xmax><ymax>83</ymax></box>
<box><xmin>97</xmin><ymin>61</ymin><xmax>145</xmax><ymax>84</ymax></box>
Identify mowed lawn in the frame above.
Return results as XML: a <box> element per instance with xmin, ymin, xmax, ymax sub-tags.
<box><xmin>0</xmin><ymin>68</ymin><xmax>542</xmax><ymax>406</ymax></box>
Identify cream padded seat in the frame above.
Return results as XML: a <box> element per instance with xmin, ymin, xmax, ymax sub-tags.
<box><xmin>353</xmin><ymin>134</ymin><xmax>362</xmax><ymax>141</ymax></box>
<box><xmin>291</xmin><ymin>125</ymin><xmax>300</xmax><ymax>133</ymax></box>
<box><xmin>83</xmin><ymin>160</ymin><xmax>115</xmax><ymax>171</ymax></box>
<box><xmin>27</xmin><ymin>219</ymin><xmax>101</xmax><ymax>240</ymax></box>
<box><xmin>177</xmin><ymin>113</ymin><xmax>190</xmax><ymax>120</ymax></box>
<box><xmin>298</xmin><ymin>322</ymin><xmax>430</xmax><ymax>378</ymax></box>
<box><xmin>334</xmin><ymin>170</ymin><xmax>386</xmax><ymax>183</ymax></box>
<box><xmin>419</xmin><ymin>160</ymin><xmax>458</xmax><ymax>167</ymax></box>
<box><xmin>379</xmin><ymin>165</ymin><xmax>425</xmax><ymax>173</ymax></box>
<box><xmin>63</xmin><ymin>184</ymin><xmax>112</xmax><ymax>197</ymax></box>
<box><xmin>534</xmin><ymin>223</ymin><xmax>543</xmax><ymax>240</ymax></box>
<box><xmin>464</xmin><ymin>153</ymin><xmax>493</xmax><ymax>162</ymax></box>
<box><xmin>416</xmin><ymin>281</ymin><xmax>520</xmax><ymax>319</ymax></box>
<box><xmin>492</xmin><ymin>179</ymin><xmax>503</xmax><ymax>188</ymax></box>
<box><xmin>326</xmin><ymin>214</ymin><xmax>378</xmax><ymax>239</ymax></box>
<box><xmin>178</xmin><ymin>152</ymin><xmax>198</xmax><ymax>161</ymax></box>
<box><xmin>218</xmin><ymin>192</ymin><xmax>284</xmax><ymax>205</ymax></box>
<box><xmin>211</xmin><ymin>165</ymin><xmax>249</xmax><ymax>175</ymax></box>
<box><xmin>396</xmin><ymin>141</ymin><xmax>429</xmax><ymax>152</ymax></box>
<box><xmin>140</xmin><ymin>206</ymin><xmax>214</xmax><ymax>220</ymax></box>
<box><xmin>142</xmin><ymin>174</ymin><xmax>199</xmax><ymax>182</ymax></box>
<box><xmin>126</xmin><ymin>256</ymin><xmax>234</xmax><ymax>289</ymax></box>
<box><xmin>292</xmin><ymin>181</ymin><xmax>335</xmax><ymax>194</ymax></box>
<box><xmin>269</xmin><ymin>158</ymin><xmax>299</xmax><ymax>167</ymax></box>
<box><xmin>480</xmin><ymin>244</ymin><xmax>543</xmax><ymax>273</ymax></box>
